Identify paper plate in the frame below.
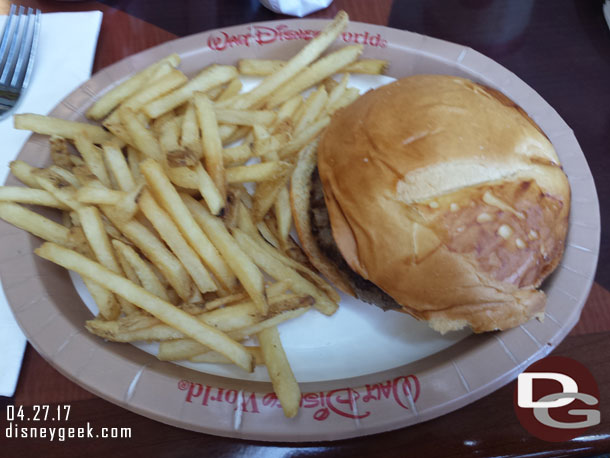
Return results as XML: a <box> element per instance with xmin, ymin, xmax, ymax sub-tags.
<box><xmin>0</xmin><ymin>18</ymin><xmax>600</xmax><ymax>441</ymax></box>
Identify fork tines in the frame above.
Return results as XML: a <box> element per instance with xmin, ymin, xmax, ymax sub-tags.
<box><xmin>0</xmin><ymin>5</ymin><xmax>41</xmax><ymax>116</ymax></box>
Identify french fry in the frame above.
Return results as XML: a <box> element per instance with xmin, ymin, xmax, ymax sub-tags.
<box><xmin>182</xmin><ymin>194</ymin><xmax>267</xmax><ymax>314</ymax></box>
<box><xmin>328</xmin><ymin>86</ymin><xmax>360</xmax><ymax>113</ymax></box>
<box><xmin>102</xmin><ymin>115</ymin><xmax>133</xmax><ymax>146</ymax></box>
<box><xmin>0</xmin><ymin>202</ymin><xmax>70</xmax><ymax>245</ymax></box>
<box><xmin>49</xmin><ymin>136</ymin><xmax>73</xmax><ymax>169</ymax></box>
<box><xmin>294</xmin><ymin>86</ymin><xmax>328</xmax><ymax>135</ymax></box>
<box><xmin>233</xmin><ymin>229</ymin><xmax>337</xmax><ymax>315</ymax></box>
<box><xmin>257</xmin><ymin>219</ymin><xmax>280</xmax><ymax>248</ymax></box>
<box><xmin>143</xmin><ymin>64</ymin><xmax>238</xmax><ymax>119</ymax></box>
<box><xmin>126</xmin><ymin>147</ymin><xmax>143</xmax><ymax>183</ymax></box>
<box><xmin>215</xmin><ymin>109</ymin><xmax>276</xmax><ymax>127</ymax></box>
<box><xmin>222</xmin><ymin>144</ymin><xmax>252</xmax><ymax>166</ymax></box>
<box><xmin>193</xmin><ymin>93</ymin><xmax>226</xmax><ymax>201</ymax></box>
<box><xmin>238</xmin><ymin>58</ymin><xmax>285</xmax><ymax>76</ymax></box>
<box><xmin>206</xmin><ymin>85</ymin><xmax>224</xmax><ymax>101</ymax></box>
<box><xmin>204</xmin><ymin>292</ymin><xmax>248</xmax><ymax>311</ymax></box>
<box><xmin>35</xmin><ymin>242</ymin><xmax>254</xmax><ymax>372</ymax></box>
<box><xmin>216</xmin><ymin>78</ymin><xmax>243</xmax><ymax>102</ymax></box>
<box><xmin>194</xmin><ymin>162</ymin><xmax>224</xmax><ymax>216</ymax></box>
<box><xmin>86</xmin><ymin>318</ymin><xmax>183</xmax><ymax>342</ymax></box>
<box><xmin>119</xmin><ymin>69</ymin><xmax>188</xmax><ymax>112</ymax></box>
<box><xmin>237</xmin><ymin>58</ymin><xmax>387</xmax><ymax>76</ymax></box>
<box><xmin>325</xmin><ymin>73</ymin><xmax>349</xmax><ymax>114</ymax></box>
<box><xmin>76</xmin><ymin>186</ymin><xmax>126</xmax><ymax>205</ymax></box>
<box><xmin>33</xmin><ymin>173</ymin><xmax>82</xmax><ymax>211</ymax></box>
<box><xmin>226</xmin><ymin>161</ymin><xmax>290</xmax><ymax>184</ymax></box>
<box><xmin>119</xmin><ymin>108</ymin><xmax>165</xmax><ymax>162</ymax></box>
<box><xmin>254</xmin><ymin>217</ymin><xmax>341</xmax><ymax>304</ymax></box>
<box><xmin>190</xmin><ymin>347</ymin><xmax>264</xmax><ymax>365</ymax></box>
<box><xmin>139</xmin><ymin>190</ymin><xmax>217</xmax><ymax>294</ymax></box>
<box><xmin>9</xmin><ymin>161</ymin><xmax>41</xmax><ymax>188</ymax></box>
<box><xmin>112</xmin><ymin>240</ymin><xmax>169</xmax><ymax>301</ymax></box>
<box><xmin>273</xmin><ymin>95</ymin><xmax>301</xmax><ymax>134</ymax></box>
<box><xmin>47</xmin><ymin>165</ymin><xmax>81</xmax><ymax>188</ymax></box>
<box><xmin>259</xmin><ymin>325</ymin><xmax>300</xmax><ymax>418</ymax></box>
<box><xmin>275</xmin><ymin>186</ymin><xmax>292</xmax><ymax>249</ymax></box>
<box><xmin>103</xmin><ymin>144</ymin><xmax>136</xmax><ymax>191</ymax></box>
<box><xmin>266</xmin><ymin>44</ymin><xmax>362</xmax><ymax>108</ymax></box>
<box><xmin>345</xmin><ymin>58</ymin><xmax>388</xmax><ymax>74</ymax></box>
<box><xmin>166</xmin><ymin>149</ymin><xmax>198</xmax><ymax>168</ymax></box>
<box><xmin>0</xmin><ymin>187</ymin><xmax>68</xmax><ymax>209</ymax></box>
<box><xmin>322</xmin><ymin>77</ymin><xmax>339</xmax><ymax>93</ymax></box>
<box><xmin>167</xmin><ymin>166</ymin><xmax>198</xmax><ymax>189</ymax></box>
<box><xmin>83</xmin><ymin>277</ymin><xmax>121</xmax><ymax>320</ymax></box>
<box><xmin>157</xmin><ymin>303</ymin><xmax>260</xmax><ymax>360</ymax></box>
<box><xmin>180</xmin><ymin>103</ymin><xmax>202</xmax><ymax>157</ymax></box>
<box><xmin>220</xmin><ymin>125</ymin><xmax>250</xmax><ymax>146</ymax></box>
<box><xmin>14</xmin><ymin>114</ymin><xmax>118</xmax><ymax>145</ymax></box>
<box><xmin>140</xmin><ymin>159</ymin><xmax>236</xmax><ymax>289</ymax></box>
<box><xmin>155</xmin><ymin>112</ymin><xmax>183</xmax><ymax>157</ymax></box>
<box><xmin>86</xmin><ymin>54</ymin><xmax>180</xmax><ymax>120</ymax></box>
<box><xmin>104</xmin><ymin>207</ymin><xmax>195</xmax><ymax>302</ymax></box>
<box><xmin>77</xmin><ymin>206</ymin><xmax>122</xmax><ymax>274</ymax></box>
<box><xmin>68</xmin><ymin>165</ymin><xmax>95</xmax><ymax>188</ymax></box>
<box><xmin>112</xmin><ymin>240</ymin><xmax>141</xmax><ymax>284</ymax></box>
<box><xmin>252</xmin><ymin>169</ymin><xmax>291</xmax><ymax>221</ymax></box>
<box><xmin>77</xmin><ymin>205</ymin><xmax>131</xmax><ymax>317</ymax></box>
<box><xmin>228</xmin><ymin>305</ymin><xmax>310</xmax><ymax>341</ymax></box>
<box><xmin>218</xmin><ymin>11</ymin><xmax>348</xmax><ymax>110</ymax></box>
<box><xmin>200</xmin><ymin>283</ymin><xmax>283</xmax><ymax>313</ymax></box>
<box><xmin>159</xmin><ymin>294</ymin><xmax>311</xmax><ymax>360</ymax></box>
<box><xmin>279</xmin><ymin>120</ymin><xmax>327</xmax><ymax>159</ymax></box>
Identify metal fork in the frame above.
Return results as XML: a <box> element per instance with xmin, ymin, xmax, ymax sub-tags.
<box><xmin>0</xmin><ymin>5</ymin><xmax>40</xmax><ymax>119</ymax></box>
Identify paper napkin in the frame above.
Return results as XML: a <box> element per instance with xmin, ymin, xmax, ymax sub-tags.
<box><xmin>0</xmin><ymin>11</ymin><xmax>103</xmax><ymax>397</ymax></box>
<box><xmin>259</xmin><ymin>0</ymin><xmax>333</xmax><ymax>17</ymax></box>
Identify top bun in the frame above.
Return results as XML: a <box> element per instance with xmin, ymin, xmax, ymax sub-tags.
<box><xmin>317</xmin><ymin>75</ymin><xmax>570</xmax><ymax>333</ymax></box>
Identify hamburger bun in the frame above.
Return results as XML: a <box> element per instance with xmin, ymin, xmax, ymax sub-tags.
<box><xmin>292</xmin><ymin>74</ymin><xmax>570</xmax><ymax>333</ymax></box>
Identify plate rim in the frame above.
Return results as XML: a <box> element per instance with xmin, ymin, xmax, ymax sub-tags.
<box><xmin>0</xmin><ymin>17</ymin><xmax>600</xmax><ymax>441</ymax></box>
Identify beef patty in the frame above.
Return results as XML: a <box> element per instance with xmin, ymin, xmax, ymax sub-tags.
<box><xmin>309</xmin><ymin>167</ymin><xmax>401</xmax><ymax>311</ymax></box>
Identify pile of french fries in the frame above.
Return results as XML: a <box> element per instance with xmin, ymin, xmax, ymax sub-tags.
<box><xmin>0</xmin><ymin>11</ymin><xmax>387</xmax><ymax>418</ymax></box>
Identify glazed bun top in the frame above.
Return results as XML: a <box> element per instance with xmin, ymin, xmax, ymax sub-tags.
<box><xmin>317</xmin><ymin>75</ymin><xmax>570</xmax><ymax>333</ymax></box>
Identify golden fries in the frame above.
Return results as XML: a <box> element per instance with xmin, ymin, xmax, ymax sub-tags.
<box><xmin>267</xmin><ymin>44</ymin><xmax>362</xmax><ymax>108</ymax></box>
<box><xmin>140</xmin><ymin>159</ymin><xmax>235</xmax><ymax>289</ymax></box>
<box><xmin>238</xmin><ymin>58</ymin><xmax>387</xmax><ymax>76</ymax></box>
<box><xmin>0</xmin><ymin>10</ymin><xmax>373</xmax><ymax>418</ymax></box>
<box><xmin>14</xmin><ymin>114</ymin><xmax>119</xmax><ymax>145</ymax></box>
<box><xmin>259</xmin><ymin>326</ymin><xmax>300</xmax><ymax>418</ymax></box>
<box><xmin>36</xmin><ymin>242</ymin><xmax>254</xmax><ymax>372</ymax></box>
<box><xmin>182</xmin><ymin>194</ymin><xmax>268</xmax><ymax>314</ymax></box>
<box><xmin>0</xmin><ymin>187</ymin><xmax>68</xmax><ymax>209</ymax></box>
<box><xmin>112</xmin><ymin>240</ymin><xmax>169</xmax><ymax>301</ymax></box>
<box><xmin>220</xmin><ymin>11</ymin><xmax>348</xmax><ymax>110</ymax></box>
<box><xmin>0</xmin><ymin>202</ymin><xmax>71</xmax><ymax>245</ymax></box>
<box><xmin>86</xmin><ymin>54</ymin><xmax>181</xmax><ymax>120</ymax></box>
<box><xmin>144</xmin><ymin>64</ymin><xmax>238</xmax><ymax>118</ymax></box>
<box><xmin>139</xmin><ymin>190</ymin><xmax>217</xmax><ymax>294</ymax></box>
<box><xmin>194</xmin><ymin>93</ymin><xmax>226</xmax><ymax>201</ymax></box>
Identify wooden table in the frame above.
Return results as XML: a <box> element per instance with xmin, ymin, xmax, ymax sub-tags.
<box><xmin>1</xmin><ymin>0</ymin><xmax>610</xmax><ymax>456</ymax></box>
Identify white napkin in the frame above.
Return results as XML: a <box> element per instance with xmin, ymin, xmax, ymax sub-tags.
<box><xmin>604</xmin><ymin>1</ymin><xmax>610</xmax><ymax>31</ymax></box>
<box><xmin>259</xmin><ymin>0</ymin><xmax>333</xmax><ymax>17</ymax></box>
<box><xmin>0</xmin><ymin>11</ymin><xmax>103</xmax><ymax>397</ymax></box>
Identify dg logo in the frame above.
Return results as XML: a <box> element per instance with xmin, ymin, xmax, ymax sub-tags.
<box><xmin>514</xmin><ymin>356</ymin><xmax>600</xmax><ymax>442</ymax></box>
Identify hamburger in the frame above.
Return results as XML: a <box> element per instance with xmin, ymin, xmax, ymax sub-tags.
<box><xmin>291</xmin><ymin>74</ymin><xmax>570</xmax><ymax>334</ymax></box>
